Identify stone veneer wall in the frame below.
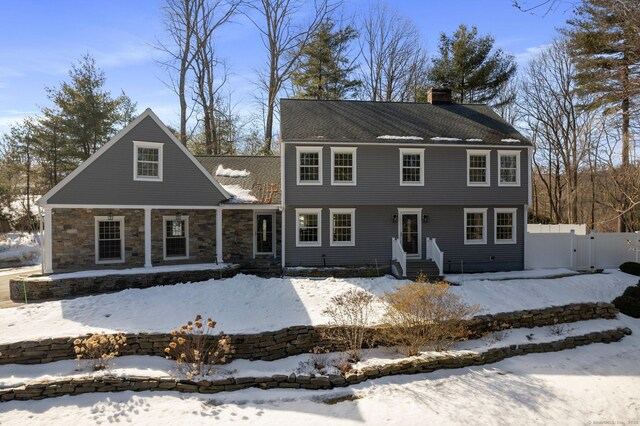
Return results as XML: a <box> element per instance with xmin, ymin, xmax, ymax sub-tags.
<box><xmin>0</xmin><ymin>302</ymin><xmax>619</xmax><ymax>366</ymax></box>
<box><xmin>10</xmin><ymin>266</ymin><xmax>240</xmax><ymax>302</ymax></box>
<box><xmin>222</xmin><ymin>210</ymin><xmax>281</xmax><ymax>261</ymax></box>
<box><xmin>0</xmin><ymin>327</ymin><xmax>631</xmax><ymax>402</ymax></box>
<box><xmin>52</xmin><ymin>208</ymin><xmax>145</xmax><ymax>272</ymax></box>
<box><xmin>151</xmin><ymin>209</ymin><xmax>216</xmax><ymax>266</ymax></box>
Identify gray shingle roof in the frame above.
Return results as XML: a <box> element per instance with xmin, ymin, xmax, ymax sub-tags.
<box><xmin>280</xmin><ymin>99</ymin><xmax>531</xmax><ymax>146</ymax></box>
<box><xmin>196</xmin><ymin>156</ymin><xmax>281</xmax><ymax>204</ymax></box>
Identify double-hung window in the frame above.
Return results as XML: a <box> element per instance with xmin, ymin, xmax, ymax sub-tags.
<box><xmin>498</xmin><ymin>151</ymin><xmax>520</xmax><ymax>186</ymax></box>
<box><xmin>296</xmin><ymin>208</ymin><xmax>322</xmax><ymax>247</ymax></box>
<box><xmin>464</xmin><ymin>208</ymin><xmax>487</xmax><ymax>244</ymax></box>
<box><xmin>296</xmin><ymin>147</ymin><xmax>322</xmax><ymax>185</ymax></box>
<box><xmin>467</xmin><ymin>150</ymin><xmax>490</xmax><ymax>186</ymax></box>
<box><xmin>399</xmin><ymin>148</ymin><xmax>424</xmax><ymax>186</ymax></box>
<box><xmin>330</xmin><ymin>208</ymin><xmax>355</xmax><ymax>246</ymax></box>
<box><xmin>495</xmin><ymin>208</ymin><xmax>517</xmax><ymax>244</ymax></box>
<box><xmin>95</xmin><ymin>216</ymin><xmax>125</xmax><ymax>264</ymax></box>
<box><xmin>163</xmin><ymin>215</ymin><xmax>189</xmax><ymax>259</ymax></box>
<box><xmin>134</xmin><ymin>141</ymin><xmax>163</xmax><ymax>181</ymax></box>
<box><xmin>331</xmin><ymin>147</ymin><xmax>356</xmax><ymax>185</ymax></box>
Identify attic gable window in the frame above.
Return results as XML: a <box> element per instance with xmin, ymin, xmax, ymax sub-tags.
<box><xmin>467</xmin><ymin>149</ymin><xmax>490</xmax><ymax>187</ymax></box>
<box><xmin>296</xmin><ymin>146</ymin><xmax>322</xmax><ymax>185</ymax></box>
<box><xmin>134</xmin><ymin>141</ymin><xmax>164</xmax><ymax>181</ymax></box>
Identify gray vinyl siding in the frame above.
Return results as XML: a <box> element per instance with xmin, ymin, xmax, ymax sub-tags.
<box><xmin>285</xmin><ymin>205</ymin><xmax>525</xmax><ymax>273</ymax></box>
<box><xmin>284</xmin><ymin>144</ymin><xmax>528</xmax><ymax>206</ymax></box>
<box><xmin>48</xmin><ymin>116</ymin><xmax>227</xmax><ymax>206</ymax></box>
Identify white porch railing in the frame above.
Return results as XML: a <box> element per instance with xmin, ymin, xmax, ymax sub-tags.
<box><xmin>391</xmin><ymin>237</ymin><xmax>407</xmax><ymax>277</ymax></box>
<box><xmin>426</xmin><ymin>237</ymin><xmax>444</xmax><ymax>276</ymax></box>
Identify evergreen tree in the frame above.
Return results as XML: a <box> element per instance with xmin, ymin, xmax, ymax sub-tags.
<box><xmin>427</xmin><ymin>24</ymin><xmax>516</xmax><ymax>105</ymax></box>
<box><xmin>563</xmin><ymin>0</ymin><xmax>640</xmax><ymax>167</ymax></box>
<box><xmin>291</xmin><ymin>20</ymin><xmax>361</xmax><ymax>100</ymax></box>
<box><xmin>45</xmin><ymin>54</ymin><xmax>137</xmax><ymax>162</ymax></box>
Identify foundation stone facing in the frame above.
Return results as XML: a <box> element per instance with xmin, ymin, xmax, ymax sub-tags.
<box><xmin>151</xmin><ymin>209</ymin><xmax>216</xmax><ymax>266</ymax></box>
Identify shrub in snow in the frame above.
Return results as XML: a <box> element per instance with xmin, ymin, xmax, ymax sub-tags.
<box><xmin>322</xmin><ymin>289</ymin><xmax>377</xmax><ymax>362</ymax></box>
<box><xmin>488</xmin><ymin>329</ymin><xmax>510</xmax><ymax>343</ymax></box>
<box><xmin>381</xmin><ymin>276</ymin><xmax>480</xmax><ymax>356</ymax></box>
<box><xmin>296</xmin><ymin>347</ymin><xmax>350</xmax><ymax>376</ymax></box>
<box><xmin>74</xmin><ymin>333</ymin><xmax>127</xmax><ymax>370</ymax></box>
<box><xmin>164</xmin><ymin>314</ymin><xmax>230</xmax><ymax>380</ymax></box>
<box><xmin>613</xmin><ymin>295</ymin><xmax>640</xmax><ymax>318</ymax></box>
<box><xmin>619</xmin><ymin>262</ymin><xmax>640</xmax><ymax>276</ymax></box>
<box><xmin>622</xmin><ymin>284</ymin><xmax>640</xmax><ymax>300</ymax></box>
<box><xmin>548</xmin><ymin>323</ymin><xmax>572</xmax><ymax>336</ymax></box>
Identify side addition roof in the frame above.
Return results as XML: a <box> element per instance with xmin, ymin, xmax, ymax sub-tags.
<box><xmin>279</xmin><ymin>99</ymin><xmax>531</xmax><ymax>146</ymax></box>
<box><xmin>196</xmin><ymin>156</ymin><xmax>281</xmax><ymax>205</ymax></box>
<box><xmin>38</xmin><ymin>108</ymin><xmax>231</xmax><ymax>207</ymax></box>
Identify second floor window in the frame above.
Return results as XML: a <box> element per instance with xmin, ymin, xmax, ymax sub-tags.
<box><xmin>498</xmin><ymin>151</ymin><xmax>520</xmax><ymax>186</ymax></box>
<box><xmin>296</xmin><ymin>147</ymin><xmax>322</xmax><ymax>185</ymax></box>
<box><xmin>467</xmin><ymin>150</ymin><xmax>490</xmax><ymax>186</ymax></box>
<box><xmin>399</xmin><ymin>148</ymin><xmax>424</xmax><ymax>186</ymax></box>
<box><xmin>331</xmin><ymin>147</ymin><xmax>357</xmax><ymax>185</ymax></box>
<box><xmin>134</xmin><ymin>141</ymin><xmax>163</xmax><ymax>181</ymax></box>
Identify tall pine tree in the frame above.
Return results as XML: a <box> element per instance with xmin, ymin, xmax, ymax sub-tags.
<box><xmin>427</xmin><ymin>24</ymin><xmax>516</xmax><ymax>105</ymax></box>
<box><xmin>291</xmin><ymin>20</ymin><xmax>361</xmax><ymax>100</ymax></box>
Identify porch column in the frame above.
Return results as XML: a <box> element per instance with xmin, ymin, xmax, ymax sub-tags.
<box><xmin>43</xmin><ymin>207</ymin><xmax>53</xmax><ymax>274</ymax></box>
<box><xmin>216</xmin><ymin>208</ymin><xmax>223</xmax><ymax>263</ymax></box>
<box><xmin>144</xmin><ymin>208</ymin><xmax>152</xmax><ymax>268</ymax></box>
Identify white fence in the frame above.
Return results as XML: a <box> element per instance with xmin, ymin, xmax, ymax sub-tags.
<box><xmin>527</xmin><ymin>223</ymin><xmax>587</xmax><ymax>235</ymax></box>
<box><xmin>525</xmin><ymin>231</ymin><xmax>640</xmax><ymax>270</ymax></box>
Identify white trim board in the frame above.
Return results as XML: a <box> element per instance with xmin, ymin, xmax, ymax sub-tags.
<box><xmin>281</xmin><ymin>140</ymin><xmax>532</xmax><ymax>149</ymax></box>
<box><xmin>45</xmin><ymin>204</ymin><xmax>281</xmax><ymax>210</ymax></box>
<box><xmin>38</xmin><ymin>108</ymin><xmax>231</xmax><ymax>206</ymax></box>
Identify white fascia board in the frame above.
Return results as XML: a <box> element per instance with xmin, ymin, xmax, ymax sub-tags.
<box><xmin>46</xmin><ymin>203</ymin><xmax>281</xmax><ymax>210</ymax></box>
<box><xmin>38</xmin><ymin>108</ymin><xmax>231</xmax><ymax>206</ymax></box>
<box><xmin>280</xmin><ymin>140</ymin><xmax>532</xmax><ymax>149</ymax></box>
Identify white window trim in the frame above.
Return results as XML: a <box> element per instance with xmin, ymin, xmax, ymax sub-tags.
<box><xmin>397</xmin><ymin>208</ymin><xmax>422</xmax><ymax>258</ymax></box>
<box><xmin>467</xmin><ymin>149</ymin><xmax>490</xmax><ymax>187</ymax></box>
<box><xmin>399</xmin><ymin>148</ymin><xmax>425</xmax><ymax>186</ymax></box>
<box><xmin>295</xmin><ymin>208</ymin><xmax>322</xmax><ymax>247</ymax></box>
<box><xmin>296</xmin><ymin>146</ymin><xmax>323</xmax><ymax>186</ymax></box>
<box><xmin>498</xmin><ymin>150</ymin><xmax>521</xmax><ymax>187</ymax></box>
<box><xmin>494</xmin><ymin>208</ymin><xmax>517</xmax><ymax>244</ymax></box>
<box><xmin>329</xmin><ymin>208</ymin><xmax>356</xmax><ymax>247</ymax></box>
<box><xmin>94</xmin><ymin>216</ymin><xmax>125</xmax><ymax>264</ymax></box>
<box><xmin>464</xmin><ymin>208</ymin><xmax>487</xmax><ymax>245</ymax></box>
<box><xmin>330</xmin><ymin>147</ymin><xmax>357</xmax><ymax>186</ymax></box>
<box><xmin>163</xmin><ymin>215</ymin><xmax>189</xmax><ymax>260</ymax></box>
<box><xmin>133</xmin><ymin>141</ymin><xmax>164</xmax><ymax>182</ymax></box>
<box><xmin>253</xmin><ymin>211</ymin><xmax>276</xmax><ymax>257</ymax></box>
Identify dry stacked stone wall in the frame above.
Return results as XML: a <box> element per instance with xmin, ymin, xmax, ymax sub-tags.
<box><xmin>0</xmin><ymin>302</ymin><xmax>619</xmax><ymax>366</ymax></box>
<box><xmin>10</xmin><ymin>265</ymin><xmax>240</xmax><ymax>302</ymax></box>
<box><xmin>0</xmin><ymin>326</ymin><xmax>631</xmax><ymax>402</ymax></box>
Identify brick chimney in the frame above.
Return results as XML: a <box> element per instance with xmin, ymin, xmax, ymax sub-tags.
<box><xmin>427</xmin><ymin>86</ymin><xmax>452</xmax><ymax>104</ymax></box>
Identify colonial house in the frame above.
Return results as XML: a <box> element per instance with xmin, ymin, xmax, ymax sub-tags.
<box><xmin>37</xmin><ymin>87</ymin><xmax>531</xmax><ymax>278</ymax></box>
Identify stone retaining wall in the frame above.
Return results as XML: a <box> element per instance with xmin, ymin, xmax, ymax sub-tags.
<box><xmin>0</xmin><ymin>327</ymin><xmax>631</xmax><ymax>402</ymax></box>
<box><xmin>0</xmin><ymin>302</ymin><xmax>619</xmax><ymax>366</ymax></box>
<box><xmin>9</xmin><ymin>265</ymin><xmax>240</xmax><ymax>302</ymax></box>
<box><xmin>284</xmin><ymin>266</ymin><xmax>389</xmax><ymax>278</ymax></box>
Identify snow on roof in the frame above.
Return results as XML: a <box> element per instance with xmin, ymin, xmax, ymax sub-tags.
<box><xmin>215</xmin><ymin>165</ymin><xmax>250</xmax><ymax>178</ymax></box>
<box><xmin>376</xmin><ymin>135</ymin><xmax>424</xmax><ymax>140</ymax></box>
<box><xmin>221</xmin><ymin>184</ymin><xmax>258</xmax><ymax>204</ymax></box>
<box><xmin>501</xmin><ymin>138</ymin><xmax>521</xmax><ymax>143</ymax></box>
<box><xmin>466</xmin><ymin>138</ymin><xmax>483</xmax><ymax>142</ymax></box>
<box><xmin>430</xmin><ymin>137</ymin><xmax>462</xmax><ymax>141</ymax></box>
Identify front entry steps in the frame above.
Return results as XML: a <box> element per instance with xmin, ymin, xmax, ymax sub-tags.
<box><xmin>404</xmin><ymin>259</ymin><xmax>442</xmax><ymax>281</ymax></box>
<box><xmin>239</xmin><ymin>258</ymin><xmax>282</xmax><ymax>278</ymax></box>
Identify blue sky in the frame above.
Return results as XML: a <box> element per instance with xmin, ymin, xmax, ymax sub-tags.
<box><xmin>0</xmin><ymin>0</ymin><xmax>573</xmax><ymax>136</ymax></box>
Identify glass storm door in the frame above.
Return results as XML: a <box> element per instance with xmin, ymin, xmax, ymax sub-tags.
<box><xmin>256</xmin><ymin>214</ymin><xmax>274</xmax><ymax>254</ymax></box>
<box><xmin>401</xmin><ymin>213</ymin><xmax>419</xmax><ymax>256</ymax></box>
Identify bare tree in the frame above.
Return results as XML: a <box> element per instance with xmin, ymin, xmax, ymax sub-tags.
<box><xmin>518</xmin><ymin>39</ymin><xmax>597</xmax><ymax>224</ymax></box>
<box><xmin>358</xmin><ymin>2</ymin><xmax>427</xmax><ymax>102</ymax></box>
<box><xmin>191</xmin><ymin>0</ymin><xmax>241</xmax><ymax>154</ymax></box>
<box><xmin>247</xmin><ymin>0</ymin><xmax>331</xmax><ymax>154</ymax></box>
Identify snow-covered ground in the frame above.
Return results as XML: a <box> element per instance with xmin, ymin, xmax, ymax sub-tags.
<box><xmin>1</xmin><ymin>314</ymin><xmax>638</xmax><ymax>425</ymax></box>
<box><xmin>0</xmin><ymin>269</ymin><xmax>636</xmax><ymax>344</ymax></box>
<box><xmin>0</xmin><ymin>318</ymin><xmax>623</xmax><ymax>388</ymax></box>
<box><xmin>0</xmin><ymin>233</ymin><xmax>40</xmax><ymax>266</ymax></box>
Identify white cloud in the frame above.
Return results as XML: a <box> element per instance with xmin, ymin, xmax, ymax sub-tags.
<box><xmin>514</xmin><ymin>44</ymin><xmax>551</xmax><ymax>65</ymax></box>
